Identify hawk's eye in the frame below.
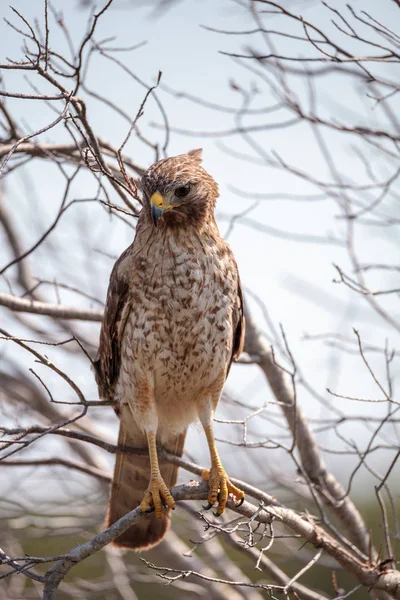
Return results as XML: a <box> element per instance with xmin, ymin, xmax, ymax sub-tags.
<box><xmin>175</xmin><ymin>185</ymin><xmax>190</xmax><ymax>198</ymax></box>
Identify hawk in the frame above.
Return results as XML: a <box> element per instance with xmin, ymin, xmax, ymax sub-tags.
<box><xmin>95</xmin><ymin>149</ymin><xmax>245</xmax><ymax>550</ymax></box>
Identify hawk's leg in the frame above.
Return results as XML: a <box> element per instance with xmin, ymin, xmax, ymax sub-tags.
<box><xmin>139</xmin><ymin>431</ymin><xmax>175</xmax><ymax>519</ymax></box>
<box><xmin>200</xmin><ymin>417</ymin><xmax>245</xmax><ymax>516</ymax></box>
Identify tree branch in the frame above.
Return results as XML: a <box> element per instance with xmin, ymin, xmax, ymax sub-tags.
<box><xmin>0</xmin><ymin>292</ymin><xmax>103</xmax><ymax>321</ymax></box>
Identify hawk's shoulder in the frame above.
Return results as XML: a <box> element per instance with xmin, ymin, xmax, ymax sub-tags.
<box><xmin>94</xmin><ymin>245</ymin><xmax>133</xmax><ymax>401</ymax></box>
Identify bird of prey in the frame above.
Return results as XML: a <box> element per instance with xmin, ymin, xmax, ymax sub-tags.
<box><xmin>94</xmin><ymin>149</ymin><xmax>245</xmax><ymax>550</ymax></box>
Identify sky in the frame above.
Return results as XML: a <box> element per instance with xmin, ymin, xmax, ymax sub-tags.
<box><xmin>1</xmin><ymin>0</ymin><xmax>399</xmax><ymax>496</ymax></box>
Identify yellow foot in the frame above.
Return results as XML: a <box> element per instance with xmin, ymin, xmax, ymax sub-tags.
<box><xmin>202</xmin><ymin>466</ymin><xmax>245</xmax><ymax>516</ymax></box>
<box><xmin>139</xmin><ymin>475</ymin><xmax>175</xmax><ymax>520</ymax></box>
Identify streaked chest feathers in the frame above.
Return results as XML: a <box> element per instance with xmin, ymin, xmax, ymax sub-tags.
<box><xmin>120</xmin><ymin>228</ymin><xmax>236</xmax><ymax>396</ymax></box>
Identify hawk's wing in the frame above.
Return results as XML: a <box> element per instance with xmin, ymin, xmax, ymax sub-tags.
<box><xmin>94</xmin><ymin>247</ymin><xmax>132</xmax><ymax>402</ymax></box>
<box><xmin>227</xmin><ymin>272</ymin><xmax>245</xmax><ymax>376</ymax></box>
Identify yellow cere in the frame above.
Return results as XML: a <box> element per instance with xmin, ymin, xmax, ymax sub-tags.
<box><xmin>150</xmin><ymin>191</ymin><xmax>178</xmax><ymax>212</ymax></box>
<box><xmin>150</xmin><ymin>192</ymin><xmax>164</xmax><ymax>208</ymax></box>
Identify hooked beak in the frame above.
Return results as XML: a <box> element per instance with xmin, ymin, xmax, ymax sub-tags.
<box><xmin>150</xmin><ymin>191</ymin><xmax>167</xmax><ymax>227</ymax></box>
<box><xmin>151</xmin><ymin>204</ymin><xmax>164</xmax><ymax>227</ymax></box>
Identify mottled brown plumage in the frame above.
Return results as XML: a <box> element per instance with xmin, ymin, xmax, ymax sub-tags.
<box><xmin>95</xmin><ymin>149</ymin><xmax>245</xmax><ymax>550</ymax></box>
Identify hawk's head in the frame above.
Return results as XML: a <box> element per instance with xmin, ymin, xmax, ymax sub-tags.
<box><xmin>140</xmin><ymin>149</ymin><xmax>219</xmax><ymax>228</ymax></box>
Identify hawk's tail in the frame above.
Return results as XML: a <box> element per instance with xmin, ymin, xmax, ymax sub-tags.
<box><xmin>106</xmin><ymin>406</ymin><xmax>186</xmax><ymax>551</ymax></box>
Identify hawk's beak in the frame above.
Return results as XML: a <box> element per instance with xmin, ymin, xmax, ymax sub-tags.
<box><xmin>150</xmin><ymin>191</ymin><xmax>169</xmax><ymax>227</ymax></box>
<box><xmin>151</xmin><ymin>204</ymin><xmax>164</xmax><ymax>227</ymax></box>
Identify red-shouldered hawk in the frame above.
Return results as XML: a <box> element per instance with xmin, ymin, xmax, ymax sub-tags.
<box><xmin>95</xmin><ymin>149</ymin><xmax>245</xmax><ymax>550</ymax></box>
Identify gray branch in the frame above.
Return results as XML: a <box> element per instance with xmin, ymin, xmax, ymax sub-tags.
<box><xmin>41</xmin><ymin>480</ymin><xmax>400</xmax><ymax>600</ymax></box>
<box><xmin>244</xmin><ymin>306</ymin><xmax>374</xmax><ymax>557</ymax></box>
<box><xmin>0</xmin><ymin>292</ymin><xmax>103</xmax><ymax>321</ymax></box>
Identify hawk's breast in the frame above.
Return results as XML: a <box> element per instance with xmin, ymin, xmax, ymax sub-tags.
<box><xmin>116</xmin><ymin>229</ymin><xmax>237</xmax><ymax>436</ymax></box>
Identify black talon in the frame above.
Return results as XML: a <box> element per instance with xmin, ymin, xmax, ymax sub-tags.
<box><xmin>202</xmin><ymin>502</ymin><xmax>213</xmax><ymax>511</ymax></box>
<box><xmin>144</xmin><ymin>506</ymin><xmax>155</xmax><ymax>514</ymax></box>
<box><xmin>235</xmin><ymin>497</ymin><xmax>245</xmax><ymax>507</ymax></box>
<box><xmin>213</xmin><ymin>511</ymin><xmax>222</xmax><ymax>517</ymax></box>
